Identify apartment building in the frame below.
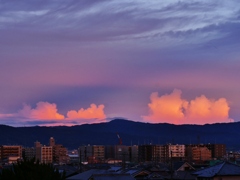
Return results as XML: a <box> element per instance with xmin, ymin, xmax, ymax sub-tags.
<box><xmin>186</xmin><ymin>144</ymin><xmax>226</xmax><ymax>159</ymax></box>
<box><xmin>166</xmin><ymin>144</ymin><xmax>185</xmax><ymax>161</ymax></box>
<box><xmin>0</xmin><ymin>145</ymin><xmax>22</xmax><ymax>163</ymax></box>
<box><xmin>49</xmin><ymin>137</ymin><xmax>69</xmax><ymax>164</ymax></box>
<box><xmin>35</xmin><ymin>141</ymin><xmax>53</xmax><ymax>164</ymax></box>
<box><xmin>186</xmin><ymin>146</ymin><xmax>211</xmax><ymax>162</ymax></box>
<box><xmin>22</xmin><ymin>147</ymin><xmax>35</xmax><ymax>160</ymax></box>
<box><xmin>138</xmin><ymin>145</ymin><xmax>166</xmax><ymax>163</ymax></box>
<box><xmin>79</xmin><ymin>145</ymin><xmax>105</xmax><ymax>163</ymax></box>
<box><xmin>105</xmin><ymin>145</ymin><xmax>138</xmax><ymax>163</ymax></box>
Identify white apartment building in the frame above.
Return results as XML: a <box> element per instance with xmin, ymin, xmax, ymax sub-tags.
<box><xmin>167</xmin><ymin>144</ymin><xmax>185</xmax><ymax>158</ymax></box>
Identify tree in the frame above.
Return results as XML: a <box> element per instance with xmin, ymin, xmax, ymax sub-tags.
<box><xmin>0</xmin><ymin>158</ymin><xmax>65</xmax><ymax>180</ymax></box>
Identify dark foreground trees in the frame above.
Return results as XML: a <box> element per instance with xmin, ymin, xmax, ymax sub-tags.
<box><xmin>0</xmin><ymin>158</ymin><xmax>65</xmax><ymax>180</ymax></box>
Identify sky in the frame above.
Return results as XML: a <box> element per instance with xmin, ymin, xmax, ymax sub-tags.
<box><xmin>0</xmin><ymin>0</ymin><xmax>240</xmax><ymax>126</ymax></box>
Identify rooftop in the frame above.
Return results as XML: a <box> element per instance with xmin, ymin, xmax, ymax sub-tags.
<box><xmin>193</xmin><ymin>161</ymin><xmax>240</xmax><ymax>177</ymax></box>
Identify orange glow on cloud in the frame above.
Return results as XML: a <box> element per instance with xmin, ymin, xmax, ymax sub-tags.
<box><xmin>16</xmin><ymin>102</ymin><xmax>107</xmax><ymax>125</ymax></box>
<box><xmin>18</xmin><ymin>102</ymin><xmax>65</xmax><ymax>120</ymax></box>
<box><xmin>67</xmin><ymin>104</ymin><xmax>106</xmax><ymax>120</ymax></box>
<box><xmin>185</xmin><ymin>95</ymin><xmax>230</xmax><ymax>124</ymax></box>
<box><xmin>143</xmin><ymin>89</ymin><xmax>232</xmax><ymax>125</ymax></box>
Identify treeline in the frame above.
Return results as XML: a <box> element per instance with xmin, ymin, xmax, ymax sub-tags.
<box><xmin>0</xmin><ymin>158</ymin><xmax>65</xmax><ymax>180</ymax></box>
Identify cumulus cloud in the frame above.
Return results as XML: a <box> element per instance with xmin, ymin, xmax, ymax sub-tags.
<box><xmin>14</xmin><ymin>102</ymin><xmax>107</xmax><ymax>126</ymax></box>
<box><xmin>67</xmin><ymin>104</ymin><xmax>106</xmax><ymax>121</ymax></box>
<box><xmin>18</xmin><ymin>102</ymin><xmax>65</xmax><ymax>120</ymax></box>
<box><xmin>143</xmin><ymin>89</ymin><xmax>188</xmax><ymax>124</ymax></box>
<box><xmin>0</xmin><ymin>102</ymin><xmax>107</xmax><ymax>126</ymax></box>
<box><xmin>143</xmin><ymin>89</ymin><xmax>232</xmax><ymax>124</ymax></box>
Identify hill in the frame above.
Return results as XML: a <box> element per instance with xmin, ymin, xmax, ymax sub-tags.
<box><xmin>0</xmin><ymin>119</ymin><xmax>239</xmax><ymax>150</ymax></box>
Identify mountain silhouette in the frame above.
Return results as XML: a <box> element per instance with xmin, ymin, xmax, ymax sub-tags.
<box><xmin>0</xmin><ymin>119</ymin><xmax>239</xmax><ymax>150</ymax></box>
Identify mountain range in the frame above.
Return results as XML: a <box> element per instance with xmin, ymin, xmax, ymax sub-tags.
<box><xmin>0</xmin><ymin>119</ymin><xmax>239</xmax><ymax>151</ymax></box>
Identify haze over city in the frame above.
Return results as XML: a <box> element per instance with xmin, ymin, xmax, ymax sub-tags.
<box><xmin>0</xmin><ymin>0</ymin><xmax>239</xmax><ymax>126</ymax></box>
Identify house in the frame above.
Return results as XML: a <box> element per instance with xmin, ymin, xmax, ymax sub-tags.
<box><xmin>173</xmin><ymin>162</ymin><xmax>195</xmax><ymax>171</ymax></box>
<box><xmin>66</xmin><ymin>169</ymin><xmax>109</xmax><ymax>180</ymax></box>
<box><xmin>125</xmin><ymin>168</ymin><xmax>151</xmax><ymax>179</ymax></box>
<box><xmin>146</xmin><ymin>172</ymin><xmax>166</xmax><ymax>179</ymax></box>
<box><xmin>89</xmin><ymin>173</ymin><xmax>135</xmax><ymax>180</ymax></box>
<box><xmin>168</xmin><ymin>171</ymin><xmax>196</xmax><ymax>180</ymax></box>
<box><xmin>192</xmin><ymin>161</ymin><xmax>240</xmax><ymax>180</ymax></box>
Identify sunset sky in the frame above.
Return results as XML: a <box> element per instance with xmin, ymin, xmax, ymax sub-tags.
<box><xmin>0</xmin><ymin>0</ymin><xmax>239</xmax><ymax>126</ymax></box>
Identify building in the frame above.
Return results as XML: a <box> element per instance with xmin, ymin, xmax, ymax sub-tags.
<box><xmin>208</xmin><ymin>144</ymin><xmax>226</xmax><ymax>159</ymax></box>
<box><xmin>79</xmin><ymin>145</ymin><xmax>105</xmax><ymax>163</ymax></box>
<box><xmin>186</xmin><ymin>144</ymin><xmax>226</xmax><ymax>160</ymax></box>
<box><xmin>112</xmin><ymin>145</ymin><xmax>128</xmax><ymax>162</ymax></box>
<box><xmin>79</xmin><ymin>145</ymin><xmax>92</xmax><ymax>163</ymax></box>
<box><xmin>68</xmin><ymin>154</ymin><xmax>79</xmax><ymax>164</ymax></box>
<box><xmin>192</xmin><ymin>161</ymin><xmax>240</xmax><ymax>180</ymax></box>
<box><xmin>138</xmin><ymin>145</ymin><xmax>166</xmax><ymax>163</ymax></box>
<box><xmin>49</xmin><ymin>137</ymin><xmax>69</xmax><ymax>164</ymax></box>
<box><xmin>36</xmin><ymin>145</ymin><xmax>53</xmax><ymax>164</ymax></box>
<box><xmin>49</xmin><ymin>137</ymin><xmax>55</xmax><ymax>146</ymax></box>
<box><xmin>128</xmin><ymin>145</ymin><xmax>138</xmax><ymax>163</ymax></box>
<box><xmin>22</xmin><ymin>147</ymin><xmax>35</xmax><ymax>160</ymax></box>
<box><xmin>0</xmin><ymin>145</ymin><xmax>22</xmax><ymax>163</ymax></box>
<box><xmin>52</xmin><ymin>144</ymin><xmax>69</xmax><ymax>164</ymax></box>
<box><xmin>105</xmin><ymin>145</ymin><xmax>137</xmax><ymax>164</ymax></box>
<box><xmin>173</xmin><ymin>161</ymin><xmax>195</xmax><ymax>171</ymax></box>
<box><xmin>186</xmin><ymin>146</ymin><xmax>211</xmax><ymax>162</ymax></box>
<box><xmin>89</xmin><ymin>174</ymin><xmax>135</xmax><ymax>180</ymax></box>
<box><xmin>92</xmin><ymin>145</ymin><xmax>105</xmax><ymax>161</ymax></box>
<box><xmin>166</xmin><ymin>144</ymin><xmax>185</xmax><ymax>161</ymax></box>
<box><xmin>35</xmin><ymin>141</ymin><xmax>53</xmax><ymax>164</ymax></box>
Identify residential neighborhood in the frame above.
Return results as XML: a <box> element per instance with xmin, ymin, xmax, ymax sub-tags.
<box><xmin>1</xmin><ymin>137</ymin><xmax>240</xmax><ymax>179</ymax></box>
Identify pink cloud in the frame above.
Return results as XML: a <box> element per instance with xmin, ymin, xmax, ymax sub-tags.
<box><xmin>67</xmin><ymin>104</ymin><xmax>106</xmax><ymax>123</ymax></box>
<box><xmin>18</xmin><ymin>102</ymin><xmax>65</xmax><ymax>120</ymax></box>
<box><xmin>0</xmin><ymin>113</ymin><xmax>15</xmax><ymax>118</ymax></box>
<box><xmin>0</xmin><ymin>102</ymin><xmax>107</xmax><ymax>126</ymax></box>
<box><xmin>143</xmin><ymin>89</ymin><xmax>232</xmax><ymax>125</ymax></box>
<box><xmin>185</xmin><ymin>95</ymin><xmax>230</xmax><ymax>124</ymax></box>
<box><xmin>143</xmin><ymin>89</ymin><xmax>188</xmax><ymax>124</ymax></box>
